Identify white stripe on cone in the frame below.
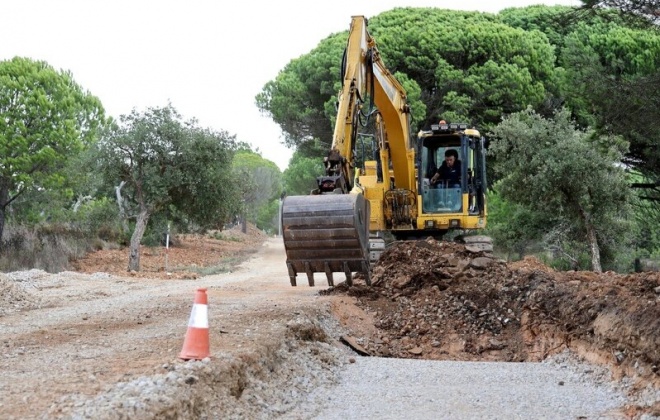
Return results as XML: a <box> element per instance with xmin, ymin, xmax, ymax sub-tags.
<box><xmin>187</xmin><ymin>304</ymin><xmax>208</xmax><ymax>328</ymax></box>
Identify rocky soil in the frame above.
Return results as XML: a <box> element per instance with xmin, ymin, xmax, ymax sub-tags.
<box><xmin>324</xmin><ymin>238</ymin><xmax>660</xmax><ymax>418</ymax></box>
<box><xmin>1</xmin><ymin>227</ymin><xmax>659</xmax><ymax>418</ymax></box>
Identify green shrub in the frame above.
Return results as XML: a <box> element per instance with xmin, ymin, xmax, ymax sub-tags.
<box><xmin>71</xmin><ymin>198</ymin><xmax>125</xmax><ymax>242</ymax></box>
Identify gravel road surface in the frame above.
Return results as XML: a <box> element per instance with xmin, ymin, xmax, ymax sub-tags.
<box><xmin>294</xmin><ymin>357</ymin><xmax>629</xmax><ymax>419</ymax></box>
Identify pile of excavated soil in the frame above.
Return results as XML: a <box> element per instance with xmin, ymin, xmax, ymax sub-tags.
<box><xmin>0</xmin><ymin>272</ymin><xmax>43</xmax><ymax>316</ymax></box>
<box><xmin>323</xmin><ymin>237</ymin><xmax>660</xmax><ymax>415</ymax></box>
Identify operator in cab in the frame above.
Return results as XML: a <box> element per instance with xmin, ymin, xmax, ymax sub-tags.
<box><xmin>430</xmin><ymin>149</ymin><xmax>461</xmax><ymax>188</ymax></box>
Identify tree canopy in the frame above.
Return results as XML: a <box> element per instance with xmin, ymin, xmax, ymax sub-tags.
<box><xmin>579</xmin><ymin>0</ymin><xmax>660</xmax><ymax>25</ymax></box>
<box><xmin>501</xmin><ymin>4</ymin><xmax>660</xmax><ymax>206</ymax></box>
<box><xmin>499</xmin><ymin>5</ymin><xmax>577</xmax><ymax>47</ymax></box>
<box><xmin>231</xmin><ymin>151</ymin><xmax>282</xmax><ymax>233</ymax></box>
<box><xmin>489</xmin><ymin>107</ymin><xmax>632</xmax><ymax>272</ymax></box>
<box><xmin>370</xmin><ymin>8</ymin><xmax>558</xmax><ymax>127</ymax></box>
<box><xmin>257</xmin><ymin>8</ymin><xmax>561</xmax><ymax>158</ymax></box>
<box><xmin>282</xmin><ymin>151</ymin><xmax>325</xmax><ymax>196</ymax></box>
<box><xmin>255</xmin><ymin>34</ymin><xmax>347</xmax><ymax>155</ymax></box>
<box><xmin>93</xmin><ymin>104</ymin><xmax>238</xmax><ymax>271</ymax></box>
<box><xmin>0</xmin><ymin>57</ymin><xmax>105</xmax><ymax>245</ymax></box>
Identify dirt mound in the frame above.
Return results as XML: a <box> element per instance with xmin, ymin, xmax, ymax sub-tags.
<box><xmin>508</xmin><ymin>255</ymin><xmax>555</xmax><ymax>273</ymax></box>
<box><xmin>324</xmin><ymin>238</ymin><xmax>660</xmax><ymax>395</ymax></box>
<box><xmin>0</xmin><ymin>272</ymin><xmax>43</xmax><ymax>316</ymax></box>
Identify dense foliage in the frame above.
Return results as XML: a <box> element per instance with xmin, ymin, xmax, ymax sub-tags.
<box><xmin>502</xmin><ymin>2</ymin><xmax>660</xmax><ymax>260</ymax></box>
<box><xmin>231</xmin><ymin>151</ymin><xmax>282</xmax><ymax>234</ymax></box>
<box><xmin>0</xmin><ymin>57</ymin><xmax>105</xmax><ymax>245</ymax></box>
<box><xmin>489</xmin><ymin>107</ymin><xmax>633</xmax><ymax>272</ymax></box>
<box><xmin>580</xmin><ymin>0</ymin><xmax>660</xmax><ymax>25</ymax></box>
<box><xmin>92</xmin><ymin>105</ymin><xmax>239</xmax><ymax>271</ymax></box>
<box><xmin>282</xmin><ymin>151</ymin><xmax>325</xmax><ymax>196</ymax></box>
<box><xmin>257</xmin><ymin>8</ymin><xmax>560</xmax><ymax>154</ymax></box>
<box><xmin>2</xmin><ymin>4</ymin><xmax>659</xmax><ymax>272</ymax></box>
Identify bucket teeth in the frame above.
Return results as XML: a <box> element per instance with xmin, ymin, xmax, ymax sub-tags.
<box><xmin>282</xmin><ymin>194</ymin><xmax>371</xmax><ymax>287</ymax></box>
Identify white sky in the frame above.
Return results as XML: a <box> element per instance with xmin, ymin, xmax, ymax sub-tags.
<box><xmin>1</xmin><ymin>0</ymin><xmax>578</xmax><ymax>170</ymax></box>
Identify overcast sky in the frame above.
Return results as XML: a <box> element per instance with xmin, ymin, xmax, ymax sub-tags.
<box><xmin>2</xmin><ymin>0</ymin><xmax>578</xmax><ymax>170</ymax></box>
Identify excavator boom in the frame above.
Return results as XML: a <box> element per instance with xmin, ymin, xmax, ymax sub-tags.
<box><xmin>281</xmin><ymin>16</ymin><xmax>488</xmax><ymax>287</ymax></box>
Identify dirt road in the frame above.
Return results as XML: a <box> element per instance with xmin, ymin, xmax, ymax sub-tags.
<box><xmin>1</xmin><ymin>236</ymin><xmax>659</xmax><ymax>419</ymax></box>
<box><xmin>2</xmin><ymin>238</ymin><xmax>353</xmax><ymax>418</ymax></box>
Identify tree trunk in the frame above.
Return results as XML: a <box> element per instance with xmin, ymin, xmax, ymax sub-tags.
<box><xmin>115</xmin><ymin>181</ymin><xmax>129</xmax><ymax>233</ymax></box>
<box><xmin>0</xmin><ymin>205</ymin><xmax>5</xmax><ymax>251</ymax></box>
<box><xmin>0</xmin><ymin>184</ymin><xmax>8</xmax><ymax>249</ymax></box>
<box><xmin>585</xmin><ymin>221</ymin><xmax>602</xmax><ymax>273</ymax></box>
<box><xmin>128</xmin><ymin>209</ymin><xmax>150</xmax><ymax>272</ymax></box>
<box><xmin>578</xmin><ymin>204</ymin><xmax>602</xmax><ymax>273</ymax></box>
<box><xmin>241</xmin><ymin>215</ymin><xmax>247</xmax><ymax>234</ymax></box>
<box><xmin>73</xmin><ymin>195</ymin><xmax>92</xmax><ymax>212</ymax></box>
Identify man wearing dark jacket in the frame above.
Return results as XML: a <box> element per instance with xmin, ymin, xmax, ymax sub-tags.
<box><xmin>430</xmin><ymin>149</ymin><xmax>461</xmax><ymax>187</ymax></box>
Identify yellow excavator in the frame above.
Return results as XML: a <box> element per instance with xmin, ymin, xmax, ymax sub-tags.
<box><xmin>281</xmin><ymin>16</ymin><xmax>488</xmax><ymax>287</ymax></box>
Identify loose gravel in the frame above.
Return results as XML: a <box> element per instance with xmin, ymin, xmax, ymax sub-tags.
<box><xmin>289</xmin><ymin>354</ymin><xmax>630</xmax><ymax>419</ymax></box>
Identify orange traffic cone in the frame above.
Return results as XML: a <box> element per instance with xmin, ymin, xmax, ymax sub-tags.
<box><xmin>179</xmin><ymin>288</ymin><xmax>210</xmax><ymax>360</ymax></box>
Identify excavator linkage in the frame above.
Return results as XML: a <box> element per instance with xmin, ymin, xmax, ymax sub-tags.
<box><xmin>281</xmin><ymin>194</ymin><xmax>371</xmax><ymax>287</ymax></box>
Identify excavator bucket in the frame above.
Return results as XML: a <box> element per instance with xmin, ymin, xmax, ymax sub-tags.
<box><xmin>281</xmin><ymin>194</ymin><xmax>371</xmax><ymax>287</ymax></box>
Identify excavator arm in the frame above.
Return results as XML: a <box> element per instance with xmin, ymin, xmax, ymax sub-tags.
<box><xmin>318</xmin><ymin>16</ymin><xmax>412</xmax><ymax>194</ymax></box>
<box><xmin>281</xmin><ymin>16</ymin><xmax>412</xmax><ymax>287</ymax></box>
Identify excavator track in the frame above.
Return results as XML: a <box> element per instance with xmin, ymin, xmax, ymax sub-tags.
<box><xmin>281</xmin><ymin>194</ymin><xmax>371</xmax><ymax>287</ymax></box>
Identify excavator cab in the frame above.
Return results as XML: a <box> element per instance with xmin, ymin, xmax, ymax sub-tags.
<box><xmin>416</xmin><ymin>122</ymin><xmax>487</xmax><ymax>233</ymax></box>
<box><xmin>421</xmin><ymin>141</ymin><xmax>464</xmax><ymax>213</ymax></box>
